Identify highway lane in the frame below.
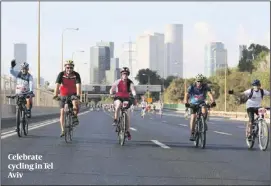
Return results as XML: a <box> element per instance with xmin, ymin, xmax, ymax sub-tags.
<box><xmin>1</xmin><ymin>109</ymin><xmax>270</xmax><ymax>185</ymax></box>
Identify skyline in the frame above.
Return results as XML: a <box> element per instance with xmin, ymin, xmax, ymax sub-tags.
<box><xmin>1</xmin><ymin>2</ymin><xmax>270</xmax><ymax>83</ymax></box>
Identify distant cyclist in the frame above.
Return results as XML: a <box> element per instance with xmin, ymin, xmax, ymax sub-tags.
<box><xmin>140</xmin><ymin>97</ymin><xmax>147</xmax><ymax>117</ymax></box>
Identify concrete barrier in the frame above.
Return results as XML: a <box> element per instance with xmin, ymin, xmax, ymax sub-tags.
<box><xmin>1</xmin><ymin>104</ymin><xmax>88</xmax><ymax>129</ymax></box>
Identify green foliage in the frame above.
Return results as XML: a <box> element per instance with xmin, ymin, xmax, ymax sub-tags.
<box><xmin>163</xmin><ymin>44</ymin><xmax>270</xmax><ymax>111</ymax></box>
<box><xmin>100</xmin><ymin>95</ymin><xmax>114</xmax><ymax>104</ymax></box>
<box><xmin>135</xmin><ymin>68</ymin><xmax>162</xmax><ymax>85</ymax></box>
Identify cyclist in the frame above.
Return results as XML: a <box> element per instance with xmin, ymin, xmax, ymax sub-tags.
<box><xmin>184</xmin><ymin>74</ymin><xmax>216</xmax><ymax>141</ymax></box>
<box><xmin>140</xmin><ymin>97</ymin><xmax>147</xmax><ymax>117</ymax></box>
<box><xmin>10</xmin><ymin>60</ymin><xmax>34</xmax><ymax>119</ymax></box>
<box><xmin>240</xmin><ymin>79</ymin><xmax>270</xmax><ymax>140</ymax></box>
<box><xmin>109</xmin><ymin>67</ymin><xmax>136</xmax><ymax>140</ymax></box>
<box><xmin>53</xmin><ymin>60</ymin><xmax>81</xmax><ymax>137</ymax></box>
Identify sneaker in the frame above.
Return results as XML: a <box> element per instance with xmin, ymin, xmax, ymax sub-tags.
<box><xmin>189</xmin><ymin>133</ymin><xmax>195</xmax><ymax>141</ymax></box>
<box><xmin>126</xmin><ymin>131</ymin><xmax>131</xmax><ymax>140</ymax></box>
<box><xmin>26</xmin><ymin>109</ymin><xmax>31</xmax><ymax>118</ymax></box>
<box><xmin>60</xmin><ymin>131</ymin><xmax>64</xmax><ymax>137</ymax></box>
<box><xmin>112</xmin><ymin>119</ymin><xmax>117</xmax><ymax>126</ymax></box>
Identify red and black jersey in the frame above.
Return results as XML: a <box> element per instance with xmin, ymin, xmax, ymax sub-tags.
<box><xmin>55</xmin><ymin>71</ymin><xmax>81</xmax><ymax>96</ymax></box>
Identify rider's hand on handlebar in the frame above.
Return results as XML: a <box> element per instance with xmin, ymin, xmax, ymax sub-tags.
<box><xmin>210</xmin><ymin>101</ymin><xmax>216</xmax><ymax>107</ymax></box>
<box><xmin>11</xmin><ymin>59</ymin><xmax>16</xmax><ymax>68</ymax></box>
<box><xmin>185</xmin><ymin>103</ymin><xmax>190</xmax><ymax>108</ymax></box>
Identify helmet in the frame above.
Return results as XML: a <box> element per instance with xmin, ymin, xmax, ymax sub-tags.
<box><xmin>252</xmin><ymin>79</ymin><xmax>261</xmax><ymax>86</ymax></box>
<box><xmin>21</xmin><ymin>62</ymin><xmax>29</xmax><ymax>69</ymax></box>
<box><xmin>195</xmin><ymin>74</ymin><xmax>204</xmax><ymax>82</ymax></box>
<box><xmin>120</xmin><ymin>67</ymin><xmax>130</xmax><ymax>76</ymax></box>
<box><xmin>64</xmin><ymin>60</ymin><xmax>74</xmax><ymax>67</ymax></box>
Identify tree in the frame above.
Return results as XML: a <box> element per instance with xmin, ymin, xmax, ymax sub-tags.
<box><xmin>163</xmin><ymin>75</ymin><xmax>178</xmax><ymax>88</ymax></box>
<box><xmin>164</xmin><ymin>78</ymin><xmax>185</xmax><ymax>103</ymax></box>
<box><xmin>135</xmin><ymin>68</ymin><xmax>162</xmax><ymax>85</ymax></box>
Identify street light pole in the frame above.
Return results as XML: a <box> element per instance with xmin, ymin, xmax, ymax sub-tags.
<box><xmin>37</xmin><ymin>0</ymin><xmax>41</xmax><ymax>106</ymax></box>
<box><xmin>224</xmin><ymin>50</ymin><xmax>227</xmax><ymax>112</ymax></box>
<box><xmin>61</xmin><ymin>28</ymin><xmax>79</xmax><ymax>71</ymax></box>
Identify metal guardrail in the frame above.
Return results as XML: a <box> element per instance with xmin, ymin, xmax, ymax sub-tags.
<box><xmin>1</xmin><ymin>76</ymin><xmax>59</xmax><ymax>107</ymax></box>
<box><xmin>164</xmin><ymin>107</ymin><xmax>270</xmax><ymax>120</ymax></box>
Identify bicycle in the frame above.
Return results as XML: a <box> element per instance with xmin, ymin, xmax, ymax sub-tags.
<box><xmin>141</xmin><ymin>108</ymin><xmax>146</xmax><ymax>118</ymax></box>
<box><xmin>246</xmin><ymin>107</ymin><xmax>270</xmax><ymax>151</ymax></box>
<box><xmin>6</xmin><ymin>92</ymin><xmax>34</xmax><ymax>137</ymax></box>
<box><xmin>187</xmin><ymin>102</ymin><xmax>215</xmax><ymax>149</ymax></box>
<box><xmin>54</xmin><ymin>95</ymin><xmax>78</xmax><ymax>143</ymax></box>
<box><xmin>115</xmin><ymin>97</ymin><xmax>134</xmax><ymax>146</ymax></box>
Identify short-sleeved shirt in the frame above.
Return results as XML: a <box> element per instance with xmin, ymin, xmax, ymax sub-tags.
<box><xmin>188</xmin><ymin>83</ymin><xmax>211</xmax><ymax>105</ymax></box>
<box><xmin>55</xmin><ymin>71</ymin><xmax>81</xmax><ymax>96</ymax></box>
<box><xmin>243</xmin><ymin>89</ymin><xmax>270</xmax><ymax>109</ymax></box>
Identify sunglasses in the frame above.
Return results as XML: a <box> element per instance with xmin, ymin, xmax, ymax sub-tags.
<box><xmin>197</xmin><ymin>81</ymin><xmax>202</xmax><ymax>83</ymax></box>
<box><xmin>66</xmin><ymin>67</ymin><xmax>73</xmax><ymax>70</ymax></box>
<box><xmin>122</xmin><ymin>73</ymin><xmax>128</xmax><ymax>75</ymax></box>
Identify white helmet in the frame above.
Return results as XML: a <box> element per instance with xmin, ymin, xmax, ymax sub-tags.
<box><xmin>21</xmin><ymin>62</ymin><xmax>29</xmax><ymax>69</ymax></box>
<box><xmin>120</xmin><ymin>67</ymin><xmax>130</xmax><ymax>76</ymax></box>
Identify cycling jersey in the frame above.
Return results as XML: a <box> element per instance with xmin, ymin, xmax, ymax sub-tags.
<box><xmin>56</xmin><ymin>71</ymin><xmax>81</xmax><ymax>96</ymax></box>
<box><xmin>188</xmin><ymin>83</ymin><xmax>211</xmax><ymax>105</ymax></box>
<box><xmin>10</xmin><ymin>68</ymin><xmax>33</xmax><ymax>94</ymax></box>
<box><xmin>111</xmin><ymin>78</ymin><xmax>136</xmax><ymax>98</ymax></box>
<box><xmin>243</xmin><ymin>89</ymin><xmax>270</xmax><ymax>109</ymax></box>
<box><xmin>141</xmin><ymin>101</ymin><xmax>147</xmax><ymax>108</ymax></box>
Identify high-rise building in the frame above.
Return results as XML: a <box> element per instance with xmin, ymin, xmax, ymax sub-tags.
<box><xmin>105</xmin><ymin>58</ymin><xmax>120</xmax><ymax>84</ymax></box>
<box><xmin>13</xmin><ymin>43</ymin><xmax>27</xmax><ymax>71</ymax></box>
<box><xmin>135</xmin><ymin>32</ymin><xmax>164</xmax><ymax>77</ymax></box>
<box><xmin>89</xmin><ymin>46</ymin><xmax>110</xmax><ymax>83</ymax></box>
<box><xmin>96</xmin><ymin>41</ymin><xmax>114</xmax><ymax>59</ymax></box>
<box><xmin>164</xmin><ymin>24</ymin><xmax>183</xmax><ymax>78</ymax></box>
<box><xmin>239</xmin><ymin>45</ymin><xmax>247</xmax><ymax>60</ymax></box>
<box><xmin>204</xmin><ymin>42</ymin><xmax>227</xmax><ymax>77</ymax></box>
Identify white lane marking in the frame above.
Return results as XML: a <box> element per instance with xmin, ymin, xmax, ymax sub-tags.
<box><xmin>213</xmin><ymin>131</ymin><xmax>232</xmax><ymax>136</ymax></box>
<box><xmin>162</xmin><ymin>121</ymin><xmax>167</xmax><ymax>123</ymax></box>
<box><xmin>179</xmin><ymin>124</ymin><xmax>187</xmax><ymax>127</ymax></box>
<box><xmin>150</xmin><ymin>118</ymin><xmax>153</xmax><ymax>120</ymax></box>
<box><xmin>130</xmin><ymin>127</ymin><xmax>137</xmax><ymax>131</ymax></box>
<box><xmin>1</xmin><ymin>111</ymin><xmax>89</xmax><ymax>139</ymax></box>
<box><xmin>151</xmin><ymin>140</ymin><xmax>170</xmax><ymax>149</ymax></box>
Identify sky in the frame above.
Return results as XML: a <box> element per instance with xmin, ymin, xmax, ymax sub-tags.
<box><xmin>1</xmin><ymin>2</ymin><xmax>270</xmax><ymax>84</ymax></box>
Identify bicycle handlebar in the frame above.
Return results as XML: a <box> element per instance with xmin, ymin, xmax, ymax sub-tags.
<box><xmin>6</xmin><ymin>92</ymin><xmax>35</xmax><ymax>99</ymax></box>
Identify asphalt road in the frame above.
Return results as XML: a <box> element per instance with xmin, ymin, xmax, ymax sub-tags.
<box><xmin>1</xmin><ymin>109</ymin><xmax>270</xmax><ymax>185</ymax></box>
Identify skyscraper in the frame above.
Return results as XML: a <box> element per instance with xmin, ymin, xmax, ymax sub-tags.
<box><xmin>105</xmin><ymin>58</ymin><xmax>120</xmax><ymax>84</ymax></box>
<box><xmin>135</xmin><ymin>32</ymin><xmax>164</xmax><ymax>77</ymax></box>
<box><xmin>96</xmin><ymin>41</ymin><xmax>114</xmax><ymax>59</ymax></box>
<box><xmin>13</xmin><ymin>43</ymin><xmax>27</xmax><ymax>71</ymax></box>
<box><xmin>164</xmin><ymin>24</ymin><xmax>183</xmax><ymax>78</ymax></box>
<box><xmin>204</xmin><ymin>42</ymin><xmax>227</xmax><ymax>77</ymax></box>
<box><xmin>89</xmin><ymin>46</ymin><xmax>110</xmax><ymax>83</ymax></box>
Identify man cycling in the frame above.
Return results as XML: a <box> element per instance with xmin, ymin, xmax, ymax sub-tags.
<box><xmin>184</xmin><ymin>74</ymin><xmax>216</xmax><ymax>141</ymax></box>
<box><xmin>109</xmin><ymin>67</ymin><xmax>136</xmax><ymax>140</ymax></box>
<box><xmin>10</xmin><ymin>60</ymin><xmax>34</xmax><ymax>119</ymax></box>
<box><xmin>53</xmin><ymin>60</ymin><xmax>81</xmax><ymax>137</ymax></box>
<box><xmin>239</xmin><ymin>79</ymin><xmax>270</xmax><ymax>140</ymax></box>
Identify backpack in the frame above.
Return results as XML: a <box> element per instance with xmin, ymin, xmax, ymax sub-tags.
<box><xmin>248</xmin><ymin>88</ymin><xmax>264</xmax><ymax>99</ymax></box>
<box><xmin>17</xmin><ymin>72</ymin><xmax>31</xmax><ymax>83</ymax></box>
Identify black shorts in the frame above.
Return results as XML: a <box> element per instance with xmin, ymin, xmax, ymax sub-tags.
<box><xmin>59</xmin><ymin>94</ymin><xmax>76</xmax><ymax>108</ymax></box>
<box><xmin>189</xmin><ymin>103</ymin><xmax>207</xmax><ymax>114</ymax></box>
<box><xmin>247</xmin><ymin>107</ymin><xmax>259</xmax><ymax>123</ymax></box>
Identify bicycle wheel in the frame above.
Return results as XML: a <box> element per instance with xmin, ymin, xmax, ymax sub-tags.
<box><xmin>200</xmin><ymin>116</ymin><xmax>206</xmax><ymax>149</ymax></box>
<box><xmin>16</xmin><ymin>108</ymin><xmax>22</xmax><ymax>137</ymax></box>
<box><xmin>69</xmin><ymin>114</ymin><xmax>74</xmax><ymax>141</ymax></box>
<box><xmin>64</xmin><ymin>113</ymin><xmax>70</xmax><ymax>143</ymax></box>
<box><xmin>194</xmin><ymin>120</ymin><xmax>200</xmax><ymax>147</ymax></box>
<box><xmin>258</xmin><ymin>120</ymin><xmax>269</xmax><ymax>151</ymax></box>
<box><xmin>23</xmin><ymin>111</ymin><xmax>29</xmax><ymax>136</ymax></box>
<box><xmin>120</xmin><ymin>113</ymin><xmax>127</xmax><ymax>146</ymax></box>
<box><xmin>246</xmin><ymin>123</ymin><xmax>255</xmax><ymax>149</ymax></box>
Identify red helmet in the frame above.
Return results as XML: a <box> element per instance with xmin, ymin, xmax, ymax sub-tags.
<box><xmin>120</xmin><ymin>67</ymin><xmax>130</xmax><ymax>76</ymax></box>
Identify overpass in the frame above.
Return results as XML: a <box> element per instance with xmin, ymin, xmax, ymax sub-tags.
<box><xmin>82</xmin><ymin>84</ymin><xmax>162</xmax><ymax>100</ymax></box>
